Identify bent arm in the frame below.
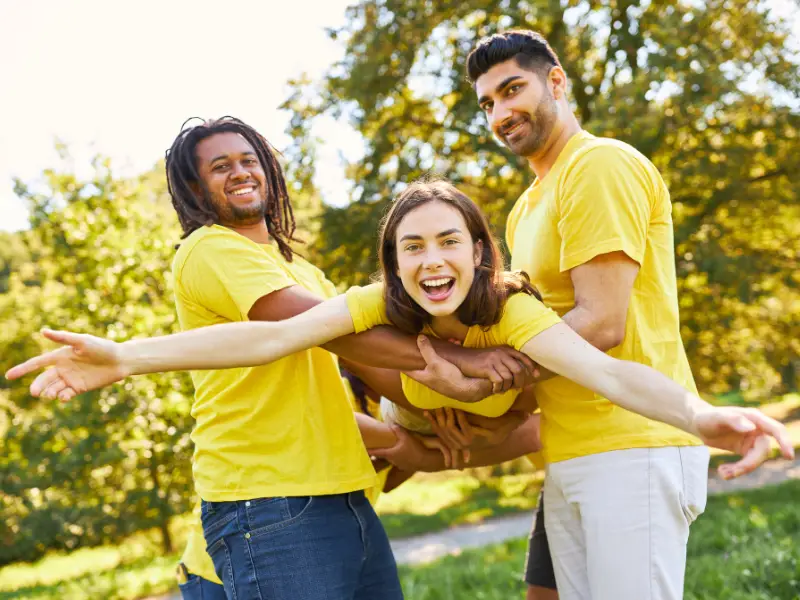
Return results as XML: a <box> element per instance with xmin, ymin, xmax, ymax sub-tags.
<box><xmin>124</xmin><ymin>295</ymin><xmax>356</xmax><ymax>375</ymax></box>
<box><xmin>521</xmin><ymin>323</ymin><xmax>707</xmax><ymax>437</ymax></box>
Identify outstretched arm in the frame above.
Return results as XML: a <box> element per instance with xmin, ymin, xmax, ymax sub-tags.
<box><xmin>520</xmin><ymin>323</ymin><xmax>794</xmax><ymax>475</ymax></box>
<box><xmin>5</xmin><ymin>296</ymin><xmax>356</xmax><ymax>399</ymax></box>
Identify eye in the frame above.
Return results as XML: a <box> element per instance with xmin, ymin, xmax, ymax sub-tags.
<box><xmin>481</xmin><ymin>102</ymin><xmax>493</xmax><ymax>112</ymax></box>
<box><xmin>506</xmin><ymin>84</ymin><xmax>522</xmax><ymax>96</ymax></box>
<box><xmin>212</xmin><ymin>163</ymin><xmax>228</xmax><ymax>172</ymax></box>
<box><xmin>442</xmin><ymin>238</ymin><xmax>459</xmax><ymax>246</ymax></box>
<box><xmin>404</xmin><ymin>243</ymin><xmax>421</xmax><ymax>252</ymax></box>
<box><xmin>243</xmin><ymin>158</ymin><xmax>258</xmax><ymax>166</ymax></box>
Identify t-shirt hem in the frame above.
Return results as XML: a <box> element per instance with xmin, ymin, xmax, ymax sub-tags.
<box><xmin>544</xmin><ymin>435</ymin><xmax>703</xmax><ymax>464</ymax></box>
<box><xmin>196</xmin><ymin>474</ymin><xmax>379</xmax><ymax>502</ymax></box>
<box><xmin>560</xmin><ymin>238</ymin><xmax>644</xmax><ymax>273</ymax></box>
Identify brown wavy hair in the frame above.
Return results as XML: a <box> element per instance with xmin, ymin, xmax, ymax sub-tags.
<box><xmin>378</xmin><ymin>179</ymin><xmax>541</xmax><ymax>334</ymax></box>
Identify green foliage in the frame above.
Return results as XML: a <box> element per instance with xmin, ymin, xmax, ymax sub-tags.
<box><xmin>0</xmin><ymin>156</ymin><xmax>195</xmax><ymax>565</ymax></box>
<box><xmin>285</xmin><ymin>0</ymin><xmax>800</xmax><ymax>397</ymax></box>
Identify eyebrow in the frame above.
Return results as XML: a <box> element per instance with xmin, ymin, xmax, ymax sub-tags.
<box><xmin>209</xmin><ymin>151</ymin><xmax>257</xmax><ymax>165</ymax></box>
<box><xmin>399</xmin><ymin>228</ymin><xmax>463</xmax><ymax>242</ymax></box>
<box><xmin>478</xmin><ymin>75</ymin><xmax>525</xmax><ymax>105</ymax></box>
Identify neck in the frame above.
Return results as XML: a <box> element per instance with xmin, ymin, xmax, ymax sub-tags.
<box><xmin>227</xmin><ymin>220</ymin><xmax>272</xmax><ymax>244</ymax></box>
<box><xmin>527</xmin><ymin>116</ymin><xmax>582</xmax><ymax>180</ymax></box>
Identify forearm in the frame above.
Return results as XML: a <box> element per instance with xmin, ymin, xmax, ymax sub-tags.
<box><xmin>603</xmin><ymin>359</ymin><xmax>708</xmax><ymax>437</ymax></box>
<box><xmin>341</xmin><ymin>360</ymin><xmax>408</xmax><ymax>407</ymax></box>
<box><xmin>530</xmin><ymin>304</ymin><xmax>622</xmax><ymax>383</ymax></box>
<box><xmin>354</xmin><ymin>413</ymin><xmax>398</xmax><ymax>449</ymax></box>
<box><xmin>324</xmin><ymin>326</ymin><xmax>428</xmax><ymax>370</ymax></box>
<box><xmin>419</xmin><ymin>415</ymin><xmax>542</xmax><ymax>472</ymax></box>
<box><xmin>123</xmin><ymin>297</ymin><xmax>352</xmax><ymax>375</ymax></box>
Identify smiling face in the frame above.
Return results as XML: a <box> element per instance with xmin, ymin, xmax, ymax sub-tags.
<box><xmin>475</xmin><ymin>58</ymin><xmax>559</xmax><ymax>158</ymax></box>
<box><xmin>394</xmin><ymin>200</ymin><xmax>482</xmax><ymax>319</ymax></box>
<box><xmin>194</xmin><ymin>132</ymin><xmax>268</xmax><ymax>226</ymax></box>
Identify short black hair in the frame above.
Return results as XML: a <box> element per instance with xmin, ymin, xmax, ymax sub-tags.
<box><xmin>466</xmin><ymin>30</ymin><xmax>561</xmax><ymax>84</ymax></box>
<box><xmin>165</xmin><ymin>116</ymin><xmax>298</xmax><ymax>261</ymax></box>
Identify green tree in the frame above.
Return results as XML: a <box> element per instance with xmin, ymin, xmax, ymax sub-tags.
<box><xmin>285</xmin><ymin>0</ymin><xmax>800</xmax><ymax>397</ymax></box>
<box><xmin>0</xmin><ymin>154</ymin><xmax>194</xmax><ymax>565</ymax></box>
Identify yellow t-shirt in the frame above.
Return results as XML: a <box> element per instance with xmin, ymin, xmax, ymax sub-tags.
<box><xmin>181</xmin><ymin>506</ymin><xmax>222</xmax><ymax>584</ymax></box>
<box><xmin>341</xmin><ymin>377</ymin><xmax>391</xmax><ymax>506</ymax></box>
<box><xmin>173</xmin><ymin>225</ymin><xmax>377</xmax><ymax>501</ymax></box>
<box><xmin>506</xmin><ymin>130</ymin><xmax>701</xmax><ymax>464</ymax></box>
<box><xmin>345</xmin><ymin>283</ymin><xmax>562</xmax><ymax>417</ymax></box>
<box><xmin>182</xmin><ymin>375</ymin><xmax>388</xmax><ymax>583</ymax></box>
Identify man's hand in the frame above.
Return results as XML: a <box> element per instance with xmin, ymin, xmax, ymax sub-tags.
<box><xmin>404</xmin><ymin>336</ymin><xmax>490</xmax><ymax>402</ymax></box>
<box><xmin>693</xmin><ymin>407</ymin><xmax>795</xmax><ymax>479</ymax></box>
<box><xmin>446</xmin><ymin>345</ymin><xmax>538</xmax><ymax>393</ymax></box>
<box><xmin>5</xmin><ymin>329</ymin><xmax>130</xmax><ymax>401</ymax></box>
<box><xmin>370</xmin><ymin>425</ymin><xmax>463</xmax><ymax>471</ymax></box>
<box><xmin>424</xmin><ymin>407</ymin><xmax>475</xmax><ymax>451</ymax></box>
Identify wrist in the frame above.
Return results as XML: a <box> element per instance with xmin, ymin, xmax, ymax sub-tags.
<box><xmin>118</xmin><ymin>340</ymin><xmax>146</xmax><ymax>377</ymax></box>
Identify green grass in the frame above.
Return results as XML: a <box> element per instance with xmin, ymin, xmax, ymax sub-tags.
<box><xmin>2</xmin><ymin>393</ymin><xmax>796</xmax><ymax>600</ymax></box>
<box><xmin>375</xmin><ymin>470</ymin><xmax>541</xmax><ymax>539</ymax></box>
<box><xmin>399</xmin><ymin>480</ymin><xmax>800</xmax><ymax>600</ymax></box>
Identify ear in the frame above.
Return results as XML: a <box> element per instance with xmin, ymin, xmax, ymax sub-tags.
<box><xmin>548</xmin><ymin>66</ymin><xmax>568</xmax><ymax>100</ymax></box>
<box><xmin>473</xmin><ymin>240</ymin><xmax>484</xmax><ymax>267</ymax></box>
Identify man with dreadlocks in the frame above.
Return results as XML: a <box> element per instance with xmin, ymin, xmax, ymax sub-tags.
<box><xmin>162</xmin><ymin>116</ymin><xmax>540</xmax><ymax>599</ymax></box>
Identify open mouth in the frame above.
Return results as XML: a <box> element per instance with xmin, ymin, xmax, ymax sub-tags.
<box><xmin>420</xmin><ymin>277</ymin><xmax>455</xmax><ymax>301</ymax></box>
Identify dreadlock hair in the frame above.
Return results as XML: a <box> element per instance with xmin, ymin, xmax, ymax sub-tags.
<box><xmin>466</xmin><ymin>30</ymin><xmax>561</xmax><ymax>84</ymax></box>
<box><xmin>165</xmin><ymin>116</ymin><xmax>298</xmax><ymax>261</ymax></box>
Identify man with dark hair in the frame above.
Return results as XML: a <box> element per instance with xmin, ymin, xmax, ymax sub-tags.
<box><xmin>467</xmin><ymin>30</ymin><xmax>712</xmax><ymax>600</ymax></box>
<box><xmin>159</xmin><ymin>116</ymin><xmax>542</xmax><ymax>599</ymax></box>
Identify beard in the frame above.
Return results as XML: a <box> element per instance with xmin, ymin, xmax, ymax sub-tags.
<box><xmin>212</xmin><ymin>194</ymin><xmax>267</xmax><ymax>227</ymax></box>
<box><xmin>501</xmin><ymin>93</ymin><xmax>558</xmax><ymax>157</ymax></box>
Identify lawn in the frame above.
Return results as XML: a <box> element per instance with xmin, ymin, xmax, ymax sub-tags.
<box><xmin>2</xmin><ymin>394</ymin><xmax>797</xmax><ymax>600</ymax></box>
<box><xmin>399</xmin><ymin>480</ymin><xmax>800</xmax><ymax>600</ymax></box>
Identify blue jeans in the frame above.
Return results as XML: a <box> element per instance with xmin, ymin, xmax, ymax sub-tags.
<box><xmin>179</xmin><ymin>573</ymin><xmax>227</xmax><ymax>600</ymax></box>
<box><xmin>201</xmin><ymin>491</ymin><xmax>403</xmax><ymax>600</ymax></box>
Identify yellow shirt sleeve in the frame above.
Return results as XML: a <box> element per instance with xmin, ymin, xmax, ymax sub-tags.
<box><xmin>345</xmin><ymin>283</ymin><xmax>391</xmax><ymax>333</ymax></box>
<box><xmin>556</xmin><ymin>146</ymin><xmax>654</xmax><ymax>272</ymax></box>
<box><xmin>496</xmin><ymin>293</ymin><xmax>562</xmax><ymax>350</ymax></box>
<box><xmin>179</xmin><ymin>233</ymin><xmax>296</xmax><ymax>321</ymax></box>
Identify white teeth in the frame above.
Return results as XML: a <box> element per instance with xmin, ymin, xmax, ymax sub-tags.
<box><xmin>421</xmin><ymin>277</ymin><xmax>453</xmax><ymax>288</ymax></box>
<box><xmin>230</xmin><ymin>187</ymin><xmax>255</xmax><ymax>196</ymax></box>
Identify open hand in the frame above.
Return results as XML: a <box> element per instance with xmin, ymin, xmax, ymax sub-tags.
<box><xmin>693</xmin><ymin>407</ymin><xmax>795</xmax><ymax>479</ymax></box>
<box><xmin>5</xmin><ymin>329</ymin><xmax>130</xmax><ymax>401</ymax></box>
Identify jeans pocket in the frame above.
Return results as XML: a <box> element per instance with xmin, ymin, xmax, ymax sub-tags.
<box><xmin>205</xmin><ymin>538</ymin><xmax>235</xmax><ymax>600</ymax></box>
<box><xmin>201</xmin><ymin>501</ymin><xmax>237</xmax><ymax>541</ymax></box>
<box><xmin>247</xmin><ymin>496</ymin><xmax>314</xmax><ymax>538</ymax></box>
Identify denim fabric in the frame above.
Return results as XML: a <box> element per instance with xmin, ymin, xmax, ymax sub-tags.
<box><xmin>201</xmin><ymin>491</ymin><xmax>403</xmax><ymax>600</ymax></box>
<box><xmin>179</xmin><ymin>572</ymin><xmax>227</xmax><ymax>600</ymax></box>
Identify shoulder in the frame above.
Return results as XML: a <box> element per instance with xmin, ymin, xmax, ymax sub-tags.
<box><xmin>561</xmin><ymin>136</ymin><xmax>657</xmax><ymax>182</ymax></box>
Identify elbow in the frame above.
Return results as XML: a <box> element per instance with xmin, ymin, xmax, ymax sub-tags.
<box><xmin>594</xmin><ymin>324</ymin><xmax>626</xmax><ymax>352</ymax></box>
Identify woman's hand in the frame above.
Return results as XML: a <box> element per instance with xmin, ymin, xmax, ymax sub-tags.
<box><xmin>5</xmin><ymin>329</ymin><xmax>131</xmax><ymax>401</ymax></box>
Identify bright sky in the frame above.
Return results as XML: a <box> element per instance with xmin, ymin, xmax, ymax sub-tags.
<box><xmin>1</xmin><ymin>1</ymin><xmax>797</xmax><ymax>233</ymax></box>
<box><xmin>0</xmin><ymin>0</ymin><xmax>363</xmax><ymax>232</ymax></box>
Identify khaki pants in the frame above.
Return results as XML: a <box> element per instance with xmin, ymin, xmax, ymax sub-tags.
<box><xmin>544</xmin><ymin>446</ymin><xmax>709</xmax><ymax>600</ymax></box>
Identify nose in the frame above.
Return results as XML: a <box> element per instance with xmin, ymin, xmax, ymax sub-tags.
<box><xmin>230</xmin><ymin>162</ymin><xmax>250</xmax><ymax>180</ymax></box>
<box><xmin>492</xmin><ymin>101</ymin><xmax>513</xmax><ymax>131</ymax></box>
<box><xmin>421</xmin><ymin>247</ymin><xmax>445</xmax><ymax>270</ymax></box>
